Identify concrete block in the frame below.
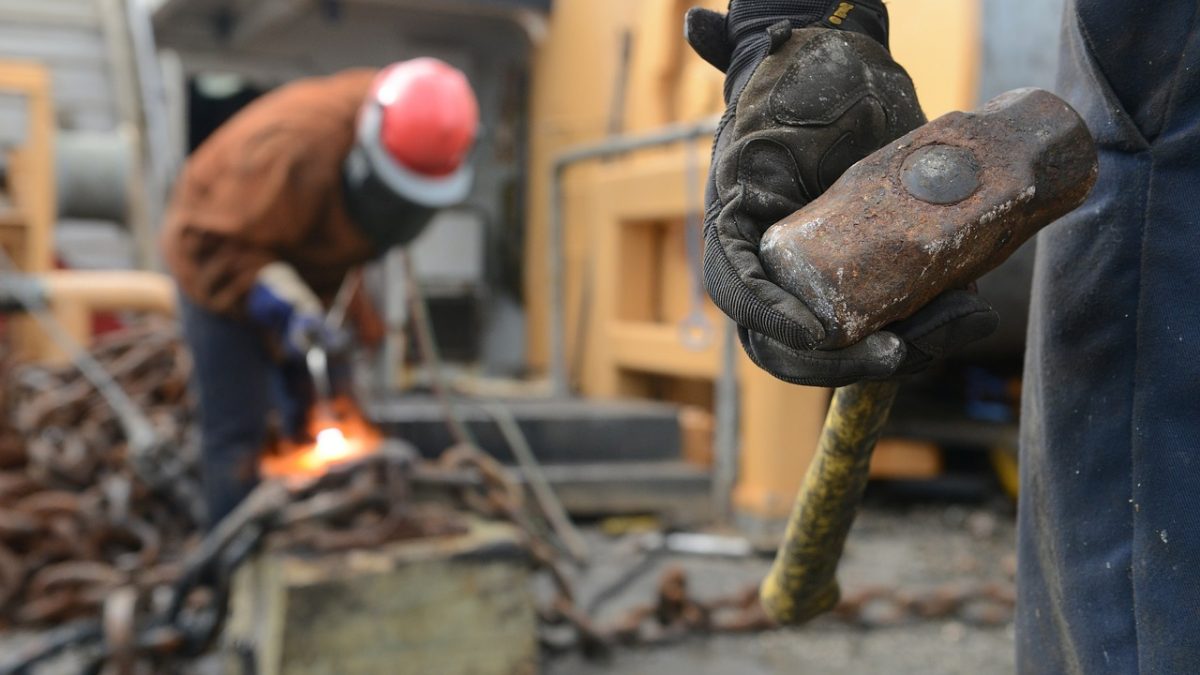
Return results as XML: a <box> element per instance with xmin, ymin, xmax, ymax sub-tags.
<box><xmin>226</xmin><ymin>519</ymin><xmax>538</xmax><ymax>675</ymax></box>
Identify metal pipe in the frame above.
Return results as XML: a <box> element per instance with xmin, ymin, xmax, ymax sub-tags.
<box><xmin>0</xmin><ymin>255</ymin><xmax>162</xmax><ymax>472</ymax></box>
<box><xmin>478</xmin><ymin>400</ymin><xmax>590</xmax><ymax>563</ymax></box>
<box><xmin>0</xmin><ymin>271</ymin><xmax>175</xmax><ymax>316</ymax></box>
<box><xmin>39</xmin><ymin>270</ymin><xmax>176</xmax><ymax>315</ymax></box>
<box><xmin>0</xmin><ymin>132</ymin><xmax>133</xmax><ymax>223</ymax></box>
<box><xmin>547</xmin><ymin>116</ymin><xmax>720</xmax><ymax>396</ymax></box>
<box><xmin>54</xmin><ymin>132</ymin><xmax>132</xmax><ymax>222</ymax></box>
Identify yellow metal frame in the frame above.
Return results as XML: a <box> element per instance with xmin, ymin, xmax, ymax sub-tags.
<box><xmin>0</xmin><ymin>61</ymin><xmax>176</xmax><ymax>363</ymax></box>
<box><xmin>576</xmin><ymin>143</ymin><xmax>942</xmax><ymax>520</ymax></box>
<box><xmin>0</xmin><ymin>61</ymin><xmax>56</xmax><ymax>276</ymax></box>
<box><xmin>525</xmin><ymin>0</ymin><xmax>981</xmax><ymax>522</ymax></box>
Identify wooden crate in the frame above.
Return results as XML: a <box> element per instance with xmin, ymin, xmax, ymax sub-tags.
<box><xmin>226</xmin><ymin>519</ymin><xmax>538</xmax><ymax>675</ymax></box>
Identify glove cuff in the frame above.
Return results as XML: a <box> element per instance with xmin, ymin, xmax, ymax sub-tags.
<box><xmin>247</xmin><ymin>262</ymin><xmax>322</xmax><ymax>334</ymax></box>
<box><xmin>724</xmin><ymin>0</ymin><xmax>890</xmax><ymax>101</ymax></box>
<box><xmin>727</xmin><ymin>0</ymin><xmax>888</xmax><ymax>44</ymax></box>
<box><xmin>818</xmin><ymin>0</ymin><xmax>888</xmax><ymax>47</ymax></box>
<box><xmin>727</xmin><ymin>0</ymin><xmax>834</xmax><ymax>45</ymax></box>
<box><xmin>255</xmin><ymin>262</ymin><xmax>322</xmax><ymax>316</ymax></box>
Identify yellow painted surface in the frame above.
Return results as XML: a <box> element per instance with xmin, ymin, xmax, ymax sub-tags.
<box><xmin>525</xmin><ymin>0</ymin><xmax>725</xmax><ymax>374</ymax></box>
<box><xmin>0</xmin><ymin>61</ymin><xmax>55</xmax><ymax>275</ymax></box>
<box><xmin>871</xmin><ymin>438</ymin><xmax>943</xmax><ymax>478</ymax></box>
<box><xmin>526</xmin><ymin>0</ymin><xmax>641</xmax><ymax>374</ymax></box>
<box><xmin>0</xmin><ymin>62</ymin><xmax>59</xmax><ymax>363</ymax></box>
<box><xmin>733</xmin><ymin>361</ymin><xmax>832</xmax><ymax>520</ymax></box>
<box><xmin>679</xmin><ymin>405</ymin><xmax>715</xmax><ymax>466</ymax></box>
<box><xmin>889</xmin><ymin>0</ymin><xmax>983</xmax><ymax>117</ymax></box>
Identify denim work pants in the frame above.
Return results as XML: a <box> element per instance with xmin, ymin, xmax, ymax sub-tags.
<box><xmin>179</xmin><ymin>295</ymin><xmax>312</xmax><ymax>526</ymax></box>
<box><xmin>1018</xmin><ymin>1</ymin><xmax>1200</xmax><ymax>672</ymax></box>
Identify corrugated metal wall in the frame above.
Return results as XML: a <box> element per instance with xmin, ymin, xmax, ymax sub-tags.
<box><xmin>0</xmin><ymin>0</ymin><xmax>120</xmax><ymax>132</ymax></box>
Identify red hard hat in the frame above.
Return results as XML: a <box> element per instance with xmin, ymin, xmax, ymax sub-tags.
<box><xmin>368</xmin><ymin>58</ymin><xmax>479</xmax><ymax>177</ymax></box>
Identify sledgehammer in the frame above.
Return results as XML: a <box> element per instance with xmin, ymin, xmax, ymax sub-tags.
<box><xmin>756</xmin><ymin>88</ymin><xmax>1098</xmax><ymax>625</ymax></box>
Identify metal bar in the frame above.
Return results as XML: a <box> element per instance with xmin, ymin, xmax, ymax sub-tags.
<box><xmin>325</xmin><ymin>268</ymin><xmax>360</xmax><ymax>331</ymax></box>
<box><xmin>0</xmin><ymin>252</ymin><xmax>159</xmax><ymax>460</ymax></box>
<box><xmin>478</xmin><ymin>401</ymin><xmax>589</xmax><ymax>563</ymax></box>
<box><xmin>97</xmin><ymin>0</ymin><xmax>153</xmax><ymax>268</ymax></box>
<box><xmin>547</xmin><ymin>116</ymin><xmax>721</xmax><ymax>396</ymax></box>
<box><xmin>712</xmin><ymin>319</ymin><xmax>738</xmax><ymax>524</ymax></box>
<box><xmin>125</xmin><ymin>0</ymin><xmax>177</xmax><ymax>271</ymax></box>
<box><xmin>380</xmin><ymin>249</ymin><xmax>409</xmax><ymax>392</ymax></box>
<box><xmin>400</xmin><ymin>248</ymin><xmax>477</xmax><ymax>448</ymax></box>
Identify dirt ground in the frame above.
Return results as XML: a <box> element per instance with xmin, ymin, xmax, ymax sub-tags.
<box><xmin>547</xmin><ymin>500</ymin><xmax>1018</xmax><ymax>675</ymax></box>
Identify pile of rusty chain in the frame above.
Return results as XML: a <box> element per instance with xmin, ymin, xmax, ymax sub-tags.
<box><xmin>0</xmin><ymin>442</ymin><xmax>471</xmax><ymax>673</ymax></box>
<box><xmin>540</xmin><ymin>562</ymin><xmax>1014</xmax><ymax>654</ymax></box>
<box><xmin>0</xmin><ymin>322</ymin><xmax>203</xmax><ymax>633</ymax></box>
<box><xmin>598</xmin><ymin>568</ymin><xmax>1015</xmax><ymax>648</ymax></box>
<box><xmin>0</xmin><ymin>321</ymin><xmax>1017</xmax><ymax>673</ymax></box>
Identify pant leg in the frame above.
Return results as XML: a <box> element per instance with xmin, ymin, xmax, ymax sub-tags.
<box><xmin>179</xmin><ymin>294</ymin><xmax>272</xmax><ymax>526</ymax></box>
<box><xmin>1019</xmin><ymin>2</ymin><xmax>1200</xmax><ymax>673</ymax></box>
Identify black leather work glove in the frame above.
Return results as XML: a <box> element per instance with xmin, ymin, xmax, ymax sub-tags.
<box><xmin>687</xmin><ymin>1</ymin><xmax>998</xmax><ymax>387</ymax></box>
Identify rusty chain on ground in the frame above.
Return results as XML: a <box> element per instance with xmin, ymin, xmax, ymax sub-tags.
<box><xmin>0</xmin><ymin>321</ymin><xmax>1016</xmax><ymax>673</ymax></box>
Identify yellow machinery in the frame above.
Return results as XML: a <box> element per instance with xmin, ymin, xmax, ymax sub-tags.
<box><xmin>523</xmin><ymin>0</ymin><xmax>984</xmax><ymax>525</ymax></box>
<box><xmin>0</xmin><ymin>63</ymin><xmax>55</xmax><ymax>282</ymax></box>
<box><xmin>0</xmin><ymin>60</ymin><xmax>174</xmax><ymax>364</ymax></box>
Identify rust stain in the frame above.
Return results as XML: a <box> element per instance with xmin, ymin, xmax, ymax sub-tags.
<box><xmin>760</xmin><ymin>88</ymin><xmax>1098</xmax><ymax>348</ymax></box>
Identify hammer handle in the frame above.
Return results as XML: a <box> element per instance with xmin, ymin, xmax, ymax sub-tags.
<box><xmin>760</xmin><ymin>379</ymin><xmax>900</xmax><ymax>624</ymax></box>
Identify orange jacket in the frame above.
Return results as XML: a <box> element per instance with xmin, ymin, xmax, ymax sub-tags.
<box><xmin>161</xmin><ymin>69</ymin><xmax>380</xmax><ymax>319</ymax></box>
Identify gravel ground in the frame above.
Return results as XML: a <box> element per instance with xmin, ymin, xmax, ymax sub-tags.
<box><xmin>548</xmin><ymin>624</ymin><xmax>1015</xmax><ymax>675</ymax></box>
<box><xmin>547</xmin><ymin>501</ymin><xmax>1018</xmax><ymax>675</ymax></box>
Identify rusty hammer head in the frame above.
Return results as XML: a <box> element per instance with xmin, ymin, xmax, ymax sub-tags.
<box><xmin>759</xmin><ymin>87</ymin><xmax>1098</xmax><ymax>349</ymax></box>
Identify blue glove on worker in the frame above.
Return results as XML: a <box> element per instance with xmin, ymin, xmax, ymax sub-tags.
<box><xmin>246</xmin><ymin>262</ymin><xmax>344</xmax><ymax>359</ymax></box>
<box><xmin>686</xmin><ymin>1</ymin><xmax>998</xmax><ymax>387</ymax></box>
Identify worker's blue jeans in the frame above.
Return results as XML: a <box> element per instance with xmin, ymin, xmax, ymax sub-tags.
<box><xmin>178</xmin><ymin>294</ymin><xmax>312</xmax><ymax>526</ymax></box>
<box><xmin>1018</xmin><ymin>1</ymin><xmax>1200</xmax><ymax>672</ymax></box>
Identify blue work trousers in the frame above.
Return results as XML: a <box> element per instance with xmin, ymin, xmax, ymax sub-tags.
<box><xmin>1018</xmin><ymin>1</ymin><xmax>1200</xmax><ymax>672</ymax></box>
<box><xmin>179</xmin><ymin>294</ymin><xmax>312</xmax><ymax>525</ymax></box>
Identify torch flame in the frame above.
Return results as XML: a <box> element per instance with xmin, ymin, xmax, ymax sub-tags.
<box><xmin>314</xmin><ymin>427</ymin><xmax>351</xmax><ymax>463</ymax></box>
<box><xmin>260</xmin><ymin>398</ymin><xmax>382</xmax><ymax>481</ymax></box>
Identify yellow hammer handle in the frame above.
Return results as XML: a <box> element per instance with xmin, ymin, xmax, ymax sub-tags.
<box><xmin>759</xmin><ymin>379</ymin><xmax>901</xmax><ymax>624</ymax></box>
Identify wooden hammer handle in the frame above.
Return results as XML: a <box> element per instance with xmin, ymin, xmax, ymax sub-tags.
<box><xmin>759</xmin><ymin>379</ymin><xmax>900</xmax><ymax>624</ymax></box>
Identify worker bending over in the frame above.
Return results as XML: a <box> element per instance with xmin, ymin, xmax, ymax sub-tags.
<box><xmin>161</xmin><ymin>59</ymin><xmax>479</xmax><ymax>524</ymax></box>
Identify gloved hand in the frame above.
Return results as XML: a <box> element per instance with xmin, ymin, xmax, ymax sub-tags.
<box><xmin>687</xmin><ymin>1</ymin><xmax>997</xmax><ymax>387</ymax></box>
<box><xmin>246</xmin><ymin>262</ymin><xmax>345</xmax><ymax>359</ymax></box>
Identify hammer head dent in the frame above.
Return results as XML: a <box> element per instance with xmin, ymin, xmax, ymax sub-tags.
<box><xmin>760</xmin><ymin>88</ymin><xmax>1098</xmax><ymax>349</ymax></box>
